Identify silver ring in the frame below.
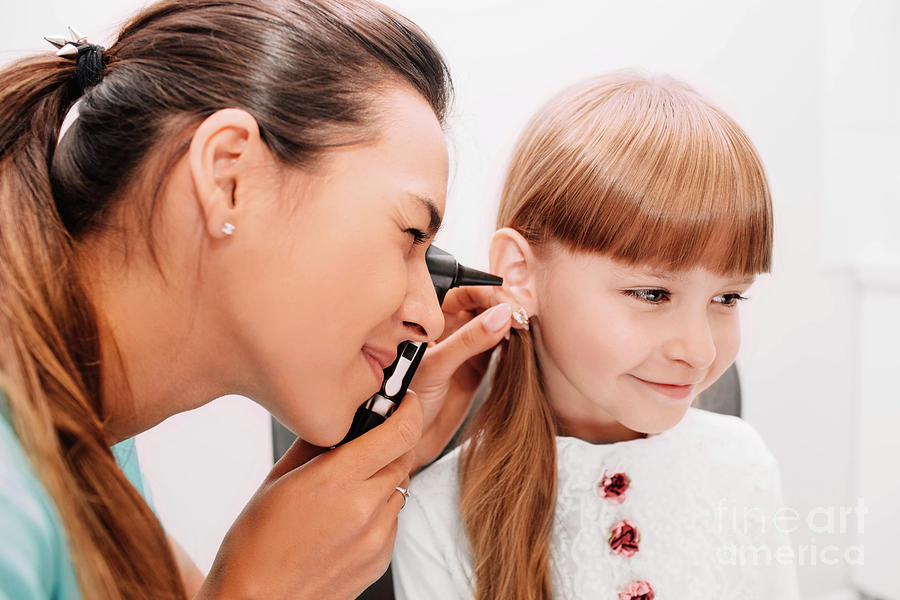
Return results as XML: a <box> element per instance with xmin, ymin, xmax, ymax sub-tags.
<box><xmin>395</xmin><ymin>486</ymin><xmax>410</xmax><ymax>509</ymax></box>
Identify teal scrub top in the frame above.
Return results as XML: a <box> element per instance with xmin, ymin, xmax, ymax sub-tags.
<box><xmin>0</xmin><ymin>394</ymin><xmax>158</xmax><ymax>600</ymax></box>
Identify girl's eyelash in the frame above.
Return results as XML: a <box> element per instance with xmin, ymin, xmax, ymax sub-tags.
<box><xmin>713</xmin><ymin>293</ymin><xmax>749</xmax><ymax>307</ymax></box>
<box><xmin>623</xmin><ymin>289</ymin><xmax>750</xmax><ymax>307</ymax></box>
<box><xmin>406</xmin><ymin>228</ymin><xmax>429</xmax><ymax>246</ymax></box>
<box><xmin>623</xmin><ymin>289</ymin><xmax>670</xmax><ymax>304</ymax></box>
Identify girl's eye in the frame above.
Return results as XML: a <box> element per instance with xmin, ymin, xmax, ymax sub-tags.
<box><xmin>713</xmin><ymin>293</ymin><xmax>748</xmax><ymax>307</ymax></box>
<box><xmin>406</xmin><ymin>228</ymin><xmax>428</xmax><ymax>247</ymax></box>
<box><xmin>624</xmin><ymin>289</ymin><xmax>670</xmax><ymax>304</ymax></box>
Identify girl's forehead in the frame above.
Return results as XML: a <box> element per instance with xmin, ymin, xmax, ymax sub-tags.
<box><xmin>545</xmin><ymin>246</ymin><xmax>757</xmax><ymax>285</ymax></box>
<box><xmin>608</xmin><ymin>261</ymin><xmax>758</xmax><ymax>286</ymax></box>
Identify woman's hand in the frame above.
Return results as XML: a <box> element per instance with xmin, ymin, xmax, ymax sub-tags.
<box><xmin>408</xmin><ymin>287</ymin><xmax>511</xmax><ymax>468</ymax></box>
<box><xmin>195</xmin><ymin>392</ymin><xmax>424</xmax><ymax>600</ymax></box>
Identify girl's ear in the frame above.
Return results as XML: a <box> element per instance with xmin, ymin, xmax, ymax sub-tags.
<box><xmin>490</xmin><ymin>227</ymin><xmax>539</xmax><ymax>330</ymax></box>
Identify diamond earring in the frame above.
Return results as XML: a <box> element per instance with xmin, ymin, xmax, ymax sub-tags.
<box><xmin>512</xmin><ymin>307</ymin><xmax>529</xmax><ymax>328</ymax></box>
<box><xmin>221</xmin><ymin>222</ymin><xmax>235</xmax><ymax>236</ymax></box>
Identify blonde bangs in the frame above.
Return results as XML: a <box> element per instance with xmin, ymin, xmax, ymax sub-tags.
<box><xmin>498</xmin><ymin>73</ymin><xmax>772</xmax><ymax>276</ymax></box>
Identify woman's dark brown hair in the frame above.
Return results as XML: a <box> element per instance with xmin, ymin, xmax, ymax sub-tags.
<box><xmin>0</xmin><ymin>0</ymin><xmax>451</xmax><ymax>596</ymax></box>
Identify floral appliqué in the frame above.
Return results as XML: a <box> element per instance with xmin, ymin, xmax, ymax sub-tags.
<box><xmin>618</xmin><ymin>580</ymin><xmax>655</xmax><ymax>600</ymax></box>
<box><xmin>599</xmin><ymin>471</ymin><xmax>631</xmax><ymax>504</ymax></box>
<box><xmin>608</xmin><ymin>520</ymin><xmax>640</xmax><ymax>557</ymax></box>
<box><xmin>600</xmin><ymin>472</ymin><xmax>652</xmax><ymax>597</ymax></box>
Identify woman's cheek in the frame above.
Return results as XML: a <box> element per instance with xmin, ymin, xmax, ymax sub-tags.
<box><xmin>346</xmin><ymin>255</ymin><xmax>407</xmax><ymax>331</ymax></box>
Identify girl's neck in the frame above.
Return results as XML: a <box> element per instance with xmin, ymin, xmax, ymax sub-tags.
<box><xmin>553</xmin><ymin>410</ymin><xmax>648</xmax><ymax>444</ymax></box>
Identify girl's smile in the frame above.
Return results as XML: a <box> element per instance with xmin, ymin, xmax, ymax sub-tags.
<box><xmin>628</xmin><ymin>375</ymin><xmax>696</xmax><ymax>401</ymax></box>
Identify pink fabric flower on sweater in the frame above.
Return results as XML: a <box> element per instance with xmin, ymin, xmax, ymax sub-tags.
<box><xmin>618</xmin><ymin>579</ymin><xmax>655</xmax><ymax>600</ymax></box>
<box><xmin>600</xmin><ymin>472</ymin><xmax>631</xmax><ymax>503</ymax></box>
<box><xmin>608</xmin><ymin>520</ymin><xmax>640</xmax><ymax>557</ymax></box>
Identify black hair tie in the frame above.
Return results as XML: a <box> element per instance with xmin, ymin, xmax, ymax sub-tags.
<box><xmin>74</xmin><ymin>43</ymin><xmax>105</xmax><ymax>93</ymax></box>
<box><xmin>44</xmin><ymin>27</ymin><xmax>106</xmax><ymax>94</ymax></box>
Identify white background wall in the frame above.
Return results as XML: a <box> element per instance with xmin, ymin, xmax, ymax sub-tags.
<box><xmin>3</xmin><ymin>2</ymin><xmax>898</xmax><ymax>598</ymax></box>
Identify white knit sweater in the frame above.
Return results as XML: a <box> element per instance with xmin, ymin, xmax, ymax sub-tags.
<box><xmin>393</xmin><ymin>408</ymin><xmax>800</xmax><ymax>600</ymax></box>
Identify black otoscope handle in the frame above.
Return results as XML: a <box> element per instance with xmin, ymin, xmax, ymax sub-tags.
<box><xmin>336</xmin><ymin>340</ymin><xmax>428</xmax><ymax>445</ymax></box>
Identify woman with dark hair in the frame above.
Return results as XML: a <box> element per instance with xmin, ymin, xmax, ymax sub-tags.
<box><xmin>0</xmin><ymin>0</ymin><xmax>513</xmax><ymax>597</ymax></box>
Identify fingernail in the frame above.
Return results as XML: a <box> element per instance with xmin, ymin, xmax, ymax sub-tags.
<box><xmin>484</xmin><ymin>303</ymin><xmax>512</xmax><ymax>333</ymax></box>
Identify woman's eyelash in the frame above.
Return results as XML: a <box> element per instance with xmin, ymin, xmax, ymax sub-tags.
<box><xmin>406</xmin><ymin>228</ymin><xmax>429</xmax><ymax>246</ymax></box>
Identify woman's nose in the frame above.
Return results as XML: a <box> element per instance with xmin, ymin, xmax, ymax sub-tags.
<box><xmin>399</xmin><ymin>259</ymin><xmax>445</xmax><ymax>342</ymax></box>
<box><xmin>662</xmin><ymin>310</ymin><xmax>717</xmax><ymax>370</ymax></box>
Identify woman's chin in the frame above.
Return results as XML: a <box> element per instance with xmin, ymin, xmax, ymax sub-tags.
<box><xmin>274</xmin><ymin>404</ymin><xmax>358</xmax><ymax>448</ymax></box>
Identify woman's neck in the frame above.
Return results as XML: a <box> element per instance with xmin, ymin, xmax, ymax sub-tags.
<box><xmin>75</xmin><ymin>233</ymin><xmax>242</xmax><ymax>444</ymax></box>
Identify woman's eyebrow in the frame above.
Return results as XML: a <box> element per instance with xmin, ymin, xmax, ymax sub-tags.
<box><xmin>410</xmin><ymin>193</ymin><xmax>443</xmax><ymax>238</ymax></box>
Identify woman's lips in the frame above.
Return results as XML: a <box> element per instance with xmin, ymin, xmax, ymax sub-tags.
<box><xmin>362</xmin><ymin>349</ymin><xmax>387</xmax><ymax>386</ymax></box>
<box><xmin>631</xmin><ymin>375</ymin><xmax>695</xmax><ymax>400</ymax></box>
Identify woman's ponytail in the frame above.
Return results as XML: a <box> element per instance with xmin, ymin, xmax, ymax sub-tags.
<box><xmin>0</xmin><ymin>55</ymin><xmax>184</xmax><ymax>599</ymax></box>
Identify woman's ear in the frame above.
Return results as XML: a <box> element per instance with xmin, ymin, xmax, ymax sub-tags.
<box><xmin>490</xmin><ymin>227</ymin><xmax>539</xmax><ymax>330</ymax></box>
<box><xmin>188</xmin><ymin>108</ymin><xmax>267</xmax><ymax>239</ymax></box>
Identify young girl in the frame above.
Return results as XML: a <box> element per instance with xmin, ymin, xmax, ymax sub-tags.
<box><xmin>393</xmin><ymin>73</ymin><xmax>800</xmax><ymax>599</ymax></box>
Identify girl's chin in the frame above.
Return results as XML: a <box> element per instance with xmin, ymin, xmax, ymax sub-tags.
<box><xmin>625</xmin><ymin>407</ymin><xmax>692</xmax><ymax>436</ymax></box>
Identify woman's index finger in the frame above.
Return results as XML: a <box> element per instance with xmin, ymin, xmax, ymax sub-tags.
<box><xmin>440</xmin><ymin>285</ymin><xmax>496</xmax><ymax>315</ymax></box>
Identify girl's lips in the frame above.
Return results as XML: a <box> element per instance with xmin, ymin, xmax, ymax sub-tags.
<box><xmin>631</xmin><ymin>375</ymin><xmax>695</xmax><ymax>400</ymax></box>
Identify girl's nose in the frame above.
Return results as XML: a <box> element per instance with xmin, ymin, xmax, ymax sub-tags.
<box><xmin>662</xmin><ymin>311</ymin><xmax>717</xmax><ymax>370</ymax></box>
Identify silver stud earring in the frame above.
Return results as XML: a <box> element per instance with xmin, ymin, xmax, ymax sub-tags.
<box><xmin>221</xmin><ymin>222</ymin><xmax>235</xmax><ymax>236</ymax></box>
<box><xmin>513</xmin><ymin>307</ymin><xmax>529</xmax><ymax>328</ymax></box>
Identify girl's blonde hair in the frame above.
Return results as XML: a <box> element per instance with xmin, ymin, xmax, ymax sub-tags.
<box><xmin>459</xmin><ymin>72</ymin><xmax>772</xmax><ymax>599</ymax></box>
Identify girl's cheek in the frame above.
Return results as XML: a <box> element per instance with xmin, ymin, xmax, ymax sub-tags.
<box><xmin>710</xmin><ymin>319</ymin><xmax>741</xmax><ymax>369</ymax></box>
<box><xmin>617</xmin><ymin>309</ymin><xmax>663</xmax><ymax>344</ymax></box>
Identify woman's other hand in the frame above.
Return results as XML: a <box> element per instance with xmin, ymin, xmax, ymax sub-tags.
<box><xmin>195</xmin><ymin>391</ymin><xmax>423</xmax><ymax>600</ymax></box>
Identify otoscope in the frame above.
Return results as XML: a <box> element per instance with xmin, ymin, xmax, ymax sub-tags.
<box><xmin>338</xmin><ymin>245</ymin><xmax>503</xmax><ymax>445</ymax></box>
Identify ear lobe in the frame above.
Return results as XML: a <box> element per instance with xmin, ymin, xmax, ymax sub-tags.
<box><xmin>490</xmin><ymin>227</ymin><xmax>539</xmax><ymax>327</ymax></box>
<box><xmin>188</xmin><ymin>108</ymin><xmax>262</xmax><ymax>239</ymax></box>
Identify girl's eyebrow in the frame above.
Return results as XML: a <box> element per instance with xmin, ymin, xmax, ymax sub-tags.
<box><xmin>619</xmin><ymin>266</ymin><xmax>757</xmax><ymax>286</ymax></box>
<box><xmin>644</xmin><ymin>271</ymin><xmax>684</xmax><ymax>281</ymax></box>
<box><xmin>614</xmin><ymin>266</ymin><xmax>685</xmax><ymax>281</ymax></box>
